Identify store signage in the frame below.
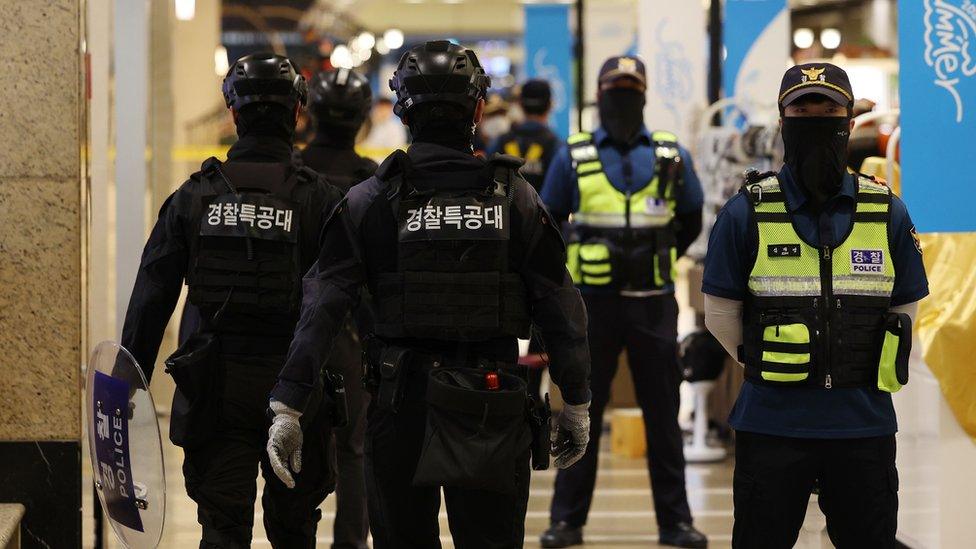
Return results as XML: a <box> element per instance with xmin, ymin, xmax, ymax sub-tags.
<box><xmin>638</xmin><ymin>0</ymin><xmax>707</xmax><ymax>144</ymax></box>
<box><xmin>900</xmin><ymin>0</ymin><xmax>976</xmax><ymax>232</ymax></box>
<box><xmin>524</xmin><ymin>4</ymin><xmax>574</xmax><ymax>140</ymax></box>
<box><xmin>723</xmin><ymin>0</ymin><xmax>789</xmax><ymax>119</ymax></box>
<box><xmin>922</xmin><ymin>0</ymin><xmax>976</xmax><ymax>123</ymax></box>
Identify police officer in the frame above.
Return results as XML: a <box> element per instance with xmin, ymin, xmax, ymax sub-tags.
<box><xmin>300</xmin><ymin>67</ymin><xmax>377</xmax><ymax>549</ymax></box>
<box><xmin>539</xmin><ymin>56</ymin><xmax>706</xmax><ymax>548</ymax></box>
<box><xmin>265</xmin><ymin>40</ymin><xmax>592</xmax><ymax>548</ymax></box>
<box><xmin>488</xmin><ymin>79</ymin><xmax>559</xmax><ymax>194</ymax></box>
<box><xmin>120</xmin><ymin>53</ymin><xmax>343</xmax><ymax>547</ymax></box>
<box><xmin>702</xmin><ymin>63</ymin><xmax>928</xmax><ymax>548</ymax></box>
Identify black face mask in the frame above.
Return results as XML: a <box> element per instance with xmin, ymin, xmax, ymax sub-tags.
<box><xmin>781</xmin><ymin>116</ymin><xmax>851</xmax><ymax>208</ymax></box>
<box><xmin>599</xmin><ymin>88</ymin><xmax>646</xmax><ymax>145</ymax></box>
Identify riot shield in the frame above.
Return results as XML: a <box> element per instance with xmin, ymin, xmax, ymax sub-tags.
<box><xmin>86</xmin><ymin>341</ymin><xmax>165</xmax><ymax>548</ymax></box>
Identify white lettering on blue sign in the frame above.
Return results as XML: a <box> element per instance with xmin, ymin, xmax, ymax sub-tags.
<box><xmin>924</xmin><ymin>0</ymin><xmax>976</xmax><ymax>122</ymax></box>
<box><xmin>851</xmin><ymin>249</ymin><xmax>885</xmax><ymax>274</ymax></box>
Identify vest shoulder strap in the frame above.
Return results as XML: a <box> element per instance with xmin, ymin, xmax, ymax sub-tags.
<box><xmin>651</xmin><ymin>130</ymin><xmax>679</xmax><ymax>144</ymax></box>
<box><xmin>567</xmin><ymin>132</ymin><xmax>593</xmax><ymax>146</ymax></box>
<box><xmin>856</xmin><ymin>173</ymin><xmax>891</xmax><ymax>194</ymax></box>
<box><xmin>739</xmin><ymin>172</ymin><xmax>781</xmax><ymax>206</ymax></box>
<box><xmin>568</xmin><ymin>132</ymin><xmax>599</xmax><ymax>166</ymax></box>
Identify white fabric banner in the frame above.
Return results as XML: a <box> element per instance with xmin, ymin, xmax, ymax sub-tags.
<box><xmin>637</xmin><ymin>0</ymin><xmax>708</xmax><ymax>148</ymax></box>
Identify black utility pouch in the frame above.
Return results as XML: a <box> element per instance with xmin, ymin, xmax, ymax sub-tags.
<box><xmin>164</xmin><ymin>332</ymin><xmax>221</xmax><ymax>448</ymax></box>
<box><xmin>413</xmin><ymin>367</ymin><xmax>532</xmax><ymax>494</ymax></box>
<box><xmin>326</xmin><ymin>371</ymin><xmax>349</xmax><ymax>428</ymax></box>
<box><xmin>529</xmin><ymin>393</ymin><xmax>552</xmax><ymax>471</ymax></box>
<box><xmin>377</xmin><ymin>346</ymin><xmax>411</xmax><ymax>413</ymax></box>
<box><xmin>877</xmin><ymin>312</ymin><xmax>912</xmax><ymax>393</ymax></box>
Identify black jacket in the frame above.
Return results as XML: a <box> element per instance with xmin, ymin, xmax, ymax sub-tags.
<box><xmin>300</xmin><ymin>139</ymin><xmax>378</xmax><ymax>194</ymax></box>
<box><xmin>120</xmin><ymin>135</ymin><xmax>343</xmax><ymax>381</ymax></box>
<box><xmin>272</xmin><ymin>142</ymin><xmax>592</xmax><ymax>411</ymax></box>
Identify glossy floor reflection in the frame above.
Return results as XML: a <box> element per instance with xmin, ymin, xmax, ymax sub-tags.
<box><xmin>84</xmin><ymin>416</ymin><xmax>839</xmax><ymax>548</ymax></box>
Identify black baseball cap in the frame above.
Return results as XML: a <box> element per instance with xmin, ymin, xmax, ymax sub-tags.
<box><xmin>598</xmin><ymin>55</ymin><xmax>646</xmax><ymax>87</ymax></box>
<box><xmin>778</xmin><ymin>63</ymin><xmax>854</xmax><ymax>112</ymax></box>
<box><xmin>520</xmin><ymin>79</ymin><xmax>552</xmax><ymax>110</ymax></box>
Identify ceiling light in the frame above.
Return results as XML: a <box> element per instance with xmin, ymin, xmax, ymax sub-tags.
<box><xmin>376</xmin><ymin>38</ymin><xmax>390</xmax><ymax>55</ymax></box>
<box><xmin>384</xmin><ymin>28</ymin><xmax>405</xmax><ymax>50</ymax></box>
<box><xmin>332</xmin><ymin>45</ymin><xmax>353</xmax><ymax>69</ymax></box>
<box><xmin>820</xmin><ymin>28</ymin><xmax>842</xmax><ymax>49</ymax></box>
<box><xmin>793</xmin><ymin>28</ymin><xmax>814</xmax><ymax>49</ymax></box>
<box><xmin>357</xmin><ymin>31</ymin><xmax>375</xmax><ymax>51</ymax></box>
<box><xmin>175</xmin><ymin>0</ymin><xmax>195</xmax><ymax>21</ymax></box>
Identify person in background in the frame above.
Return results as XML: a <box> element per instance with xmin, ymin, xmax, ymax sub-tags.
<box><xmin>488</xmin><ymin>78</ymin><xmax>562</xmax><ymax>402</ymax></box>
<box><xmin>362</xmin><ymin>96</ymin><xmax>408</xmax><ymax>151</ymax></box>
<box><xmin>300</xmin><ymin>67</ymin><xmax>378</xmax><ymax>549</ymax></box>
<box><xmin>474</xmin><ymin>94</ymin><xmax>512</xmax><ymax>155</ymax></box>
<box><xmin>539</xmin><ymin>55</ymin><xmax>706</xmax><ymax>549</ymax></box>
<box><xmin>120</xmin><ymin>53</ymin><xmax>342</xmax><ymax>547</ymax></box>
<box><xmin>489</xmin><ymin>79</ymin><xmax>559</xmax><ymax>194</ymax></box>
<box><xmin>703</xmin><ymin>63</ymin><xmax>928</xmax><ymax>548</ymax></box>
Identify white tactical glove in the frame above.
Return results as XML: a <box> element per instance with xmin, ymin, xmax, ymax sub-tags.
<box><xmin>267</xmin><ymin>400</ymin><xmax>303</xmax><ymax>489</ymax></box>
<box><xmin>551</xmin><ymin>401</ymin><xmax>591</xmax><ymax>469</ymax></box>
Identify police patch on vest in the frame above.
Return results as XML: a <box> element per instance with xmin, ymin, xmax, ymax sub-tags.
<box><xmin>200</xmin><ymin>193</ymin><xmax>298</xmax><ymax>243</ymax></box>
<box><xmin>768</xmin><ymin>244</ymin><xmax>801</xmax><ymax>258</ymax></box>
<box><xmin>851</xmin><ymin>249</ymin><xmax>885</xmax><ymax>274</ymax></box>
<box><xmin>399</xmin><ymin>196</ymin><xmax>509</xmax><ymax>242</ymax></box>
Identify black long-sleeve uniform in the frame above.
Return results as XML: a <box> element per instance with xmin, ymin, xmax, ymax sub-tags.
<box><xmin>298</xmin><ymin>135</ymin><xmax>377</xmax><ymax>549</ymax></box>
<box><xmin>272</xmin><ymin>142</ymin><xmax>591</xmax><ymax>410</ymax></box>
<box><xmin>271</xmin><ymin>141</ymin><xmax>591</xmax><ymax>547</ymax></box>
<box><xmin>119</xmin><ymin>134</ymin><xmax>344</xmax><ymax>547</ymax></box>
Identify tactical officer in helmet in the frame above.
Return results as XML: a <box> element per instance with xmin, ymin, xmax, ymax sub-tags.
<box><xmin>299</xmin><ymin>67</ymin><xmax>377</xmax><ymax>549</ymax></box>
<box><xmin>266</xmin><ymin>40</ymin><xmax>592</xmax><ymax>547</ymax></box>
<box><xmin>539</xmin><ymin>56</ymin><xmax>706</xmax><ymax>548</ymax></box>
<box><xmin>120</xmin><ymin>52</ymin><xmax>343</xmax><ymax>547</ymax></box>
<box><xmin>703</xmin><ymin>64</ymin><xmax>928</xmax><ymax>548</ymax></box>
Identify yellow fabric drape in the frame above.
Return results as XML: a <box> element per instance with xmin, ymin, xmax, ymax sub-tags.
<box><xmin>916</xmin><ymin>233</ymin><xmax>976</xmax><ymax>440</ymax></box>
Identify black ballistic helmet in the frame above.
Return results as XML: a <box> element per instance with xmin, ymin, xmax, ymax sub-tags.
<box><xmin>222</xmin><ymin>52</ymin><xmax>308</xmax><ymax>111</ymax></box>
<box><xmin>308</xmin><ymin>68</ymin><xmax>372</xmax><ymax>129</ymax></box>
<box><xmin>389</xmin><ymin>40</ymin><xmax>491</xmax><ymax>119</ymax></box>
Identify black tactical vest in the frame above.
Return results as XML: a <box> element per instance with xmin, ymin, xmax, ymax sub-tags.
<box><xmin>187</xmin><ymin>158</ymin><xmax>312</xmax><ymax>316</ymax></box>
<box><xmin>373</xmin><ymin>153</ymin><xmax>532</xmax><ymax>342</ymax></box>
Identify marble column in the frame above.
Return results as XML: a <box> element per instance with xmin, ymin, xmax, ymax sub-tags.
<box><xmin>0</xmin><ymin>1</ymin><xmax>83</xmax><ymax>547</ymax></box>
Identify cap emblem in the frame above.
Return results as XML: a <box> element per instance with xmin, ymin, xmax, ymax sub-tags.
<box><xmin>618</xmin><ymin>57</ymin><xmax>638</xmax><ymax>73</ymax></box>
<box><xmin>800</xmin><ymin>67</ymin><xmax>826</xmax><ymax>82</ymax></box>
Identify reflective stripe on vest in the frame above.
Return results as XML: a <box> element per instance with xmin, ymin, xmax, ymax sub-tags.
<box><xmin>748</xmin><ymin>175</ymin><xmax>894</xmax><ymax>298</ymax></box>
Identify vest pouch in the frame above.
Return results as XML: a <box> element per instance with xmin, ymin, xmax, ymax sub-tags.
<box><xmin>566</xmin><ymin>242</ymin><xmax>582</xmax><ymax>284</ymax></box>
<box><xmin>413</xmin><ymin>367</ymin><xmax>532</xmax><ymax>494</ymax></box>
<box><xmin>164</xmin><ymin>332</ymin><xmax>221</xmax><ymax>448</ymax></box>
<box><xmin>578</xmin><ymin>240</ymin><xmax>613</xmax><ymax>286</ymax></box>
<box><xmin>759</xmin><ymin>322</ymin><xmax>811</xmax><ymax>384</ymax></box>
<box><xmin>877</xmin><ymin>313</ymin><xmax>911</xmax><ymax>393</ymax></box>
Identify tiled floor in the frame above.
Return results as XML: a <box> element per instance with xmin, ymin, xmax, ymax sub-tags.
<box><xmin>84</xmin><ymin>415</ymin><xmax>840</xmax><ymax>548</ymax></box>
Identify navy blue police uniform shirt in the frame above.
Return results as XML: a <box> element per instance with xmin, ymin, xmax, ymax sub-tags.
<box><xmin>703</xmin><ymin>166</ymin><xmax>929</xmax><ymax>438</ymax></box>
<box><xmin>541</xmin><ymin>126</ymin><xmax>704</xmax><ymax>293</ymax></box>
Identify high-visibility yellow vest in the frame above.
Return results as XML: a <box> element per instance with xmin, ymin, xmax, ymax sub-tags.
<box><xmin>741</xmin><ymin>173</ymin><xmax>906</xmax><ymax>391</ymax></box>
<box><xmin>563</xmin><ymin>131</ymin><xmax>682</xmax><ymax>292</ymax></box>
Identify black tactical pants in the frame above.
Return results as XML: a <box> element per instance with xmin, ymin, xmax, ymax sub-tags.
<box><xmin>327</xmin><ymin>323</ymin><xmax>370</xmax><ymax>549</ymax></box>
<box><xmin>550</xmin><ymin>293</ymin><xmax>692</xmax><ymax>529</ymax></box>
<box><xmin>732</xmin><ymin>431</ymin><xmax>898</xmax><ymax>549</ymax></box>
<box><xmin>364</xmin><ymin>361</ymin><xmax>532</xmax><ymax>548</ymax></box>
<box><xmin>182</xmin><ymin>353</ymin><xmax>334</xmax><ymax>548</ymax></box>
